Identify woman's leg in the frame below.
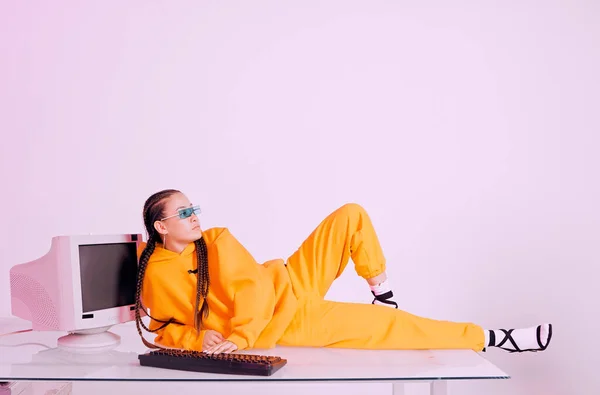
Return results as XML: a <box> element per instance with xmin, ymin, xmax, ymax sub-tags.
<box><xmin>285</xmin><ymin>203</ymin><xmax>397</xmax><ymax>306</ymax></box>
<box><xmin>279</xmin><ymin>299</ymin><xmax>552</xmax><ymax>353</ymax></box>
<box><xmin>280</xmin><ymin>203</ymin><xmax>553</xmax><ymax>353</ymax></box>
<box><xmin>279</xmin><ymin>298</ymin><xmax>486</xmax><ymax>351</ymax></box>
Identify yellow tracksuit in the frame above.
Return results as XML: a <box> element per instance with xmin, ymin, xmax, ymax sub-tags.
<box><xmin>139</xmin><ymin>203</ymin><xmax>485</xmax><ymax>352</ymax></box>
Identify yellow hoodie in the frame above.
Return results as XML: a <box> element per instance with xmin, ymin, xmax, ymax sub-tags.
<box><xmin>138</xmin><ymin>227</ymin><xmax>298</xmax><ymax>351</ymax></box>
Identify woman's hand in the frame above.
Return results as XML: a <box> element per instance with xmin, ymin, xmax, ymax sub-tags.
<box><xmin>202</xmin><ymin>330</ymin><xmax>225</xmax><ymax>351</ymax></box>
<box><xmin>203</xmin><ymin>340</ymin><xmax>238</xmax><ymax>355</ymax></box>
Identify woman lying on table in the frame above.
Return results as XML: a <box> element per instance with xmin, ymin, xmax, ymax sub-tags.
<box><xmin>134</xmin><ymin>189</ymin><xmax>552</xmax><ymax>355</ymax></box>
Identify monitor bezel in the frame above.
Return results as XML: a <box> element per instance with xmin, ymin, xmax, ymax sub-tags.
<box><xmin>65</xmin><ymin>234</ymin><xmax>142</xmax><ymax>330</ymax></box>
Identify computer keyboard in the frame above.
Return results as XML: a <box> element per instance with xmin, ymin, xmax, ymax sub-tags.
<box><xmin>138</xmin><ymin>349</ymin><xmax>287</xmax><ymax>376</ymax></box>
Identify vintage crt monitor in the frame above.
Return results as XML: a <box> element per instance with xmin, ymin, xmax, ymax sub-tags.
<box><xmin>9</xmin><ymin>234</ymin><xmax>142</xmax><ymax>353</ymax></box>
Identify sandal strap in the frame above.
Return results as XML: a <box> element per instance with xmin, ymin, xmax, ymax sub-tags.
<box><xmin>537</xmin><ymin>323</ymin><xmax>552</xmax><ymax>350</ymax></box>
<box><xmin>496</xmin><ymin>324</ymin><xmax>553</xmax><ymax>353</ymax></box>
<box><xmin>371</xmin><ymin>291</ymin><xmax>398</xmax><ymax>308</ymax></box>
<box><xmin>497</xmin><ymin>329</ymin><xmax>521</xmax><ymax>352</ymax></box>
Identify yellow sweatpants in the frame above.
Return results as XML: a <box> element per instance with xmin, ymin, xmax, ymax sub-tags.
<box><xmin>279</xmin><ymin>203</ymin><xmax>485</xmax><ymax>351</ymax></box>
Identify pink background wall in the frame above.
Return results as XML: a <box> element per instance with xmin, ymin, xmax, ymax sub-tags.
<box><xmin>1</xmin><ymin>1</ymin><xmax>599</xmax><ymax>394</ymax></box>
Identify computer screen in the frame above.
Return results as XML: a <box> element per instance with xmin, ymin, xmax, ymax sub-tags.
<box><xmin>10</xmin><ymin>234</ymin><xmax>143</xmax><ymax>353</ymax></box>
<box><xmin>78</xmin><ymin>242</ymin><xmax>138</xmax><ymax>314</ymax></box>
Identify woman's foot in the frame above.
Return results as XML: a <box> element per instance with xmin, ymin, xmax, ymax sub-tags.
<box><xmin>371</xmin><ymin>290</ymin><xmax>399</xmax><ymax>308</ymax></box>
<box><xmin>369</xmin><ymin>279</ymin><xmax>398</xmax><ymax>308</ymax></box>
<box><xmin>485</xmin><ymin>323</ymin><xmax>552</xmax><ymax>352</ymax></box>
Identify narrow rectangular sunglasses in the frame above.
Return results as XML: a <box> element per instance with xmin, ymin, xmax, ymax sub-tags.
<box><xmin>161</xmin><ymin>205</ymin><xmax>201</xmax><ymax>221</ymax></box>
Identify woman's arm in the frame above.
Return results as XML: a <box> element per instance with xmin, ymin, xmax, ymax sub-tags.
<box><xmin>211</xmin><ymin>230</ymin><xmax>273</xmax><ymax>350</ymax></box>
<box><xmin>142</xmin><ymin>268</ymin><xmax>208</xmax><ymax>351</ymax></box>
<box><xmin>225</xmin><ymin>277</ymin><xmax>271</xmax><ymax>350</ymax></box>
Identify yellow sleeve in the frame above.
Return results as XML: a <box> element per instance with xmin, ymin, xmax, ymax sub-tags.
<box><xmin>142</xmin><ymin>265</ymin><xmax>206</xmax><ymax>351</ymax></box>
<box><xmin>152</xmin><ymin>322</ymin><xmax>207</xmax><ymax>352</ymax></box>
<box><xmin>225</xmin><ymin>277</ymin><xmax>271</xmax><ymax>350</ymax></box>
<box><xmin>213</xmin><ymin>230</ymin><xmax>271</xmax><ymax>350</ymax></box>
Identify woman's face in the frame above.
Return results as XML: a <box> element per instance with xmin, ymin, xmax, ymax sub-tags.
<box><xmin>154</xmin><ymin>192</ymin><xmax>203</xmax><ymax>245</ymax></box>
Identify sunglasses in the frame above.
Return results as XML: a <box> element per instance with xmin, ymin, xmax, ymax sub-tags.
<box><xmin>160</xmin><ymin>205</ymin><xmax>201</xmax><ymax>221</ymax></box>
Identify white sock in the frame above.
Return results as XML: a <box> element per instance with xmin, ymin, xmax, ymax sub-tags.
<box><xmin>370</xmin><ymin>280</ymin><xmax>398</xmax><ymax>308</ymax></box>
<box><xmin>370</xmin><ymin>279</ymin><xmax>392</xmax><ymax>296</ymax></box>
<box><xmin>487</xmin><ymin>324</ymin><xmax>552</xmax><ymax>352</ymax></box>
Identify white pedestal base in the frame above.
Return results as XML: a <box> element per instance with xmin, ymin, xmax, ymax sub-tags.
<box><xmin>57</xmin><ymin>331</ymin><xmax>121</xmax><ymax>354</ymax></box>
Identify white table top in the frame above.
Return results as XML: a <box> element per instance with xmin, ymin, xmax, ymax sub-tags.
<box><xmin>0</xmin><ymin>317</ymin><xmax>509</xmax><ymax>383</ymax></box>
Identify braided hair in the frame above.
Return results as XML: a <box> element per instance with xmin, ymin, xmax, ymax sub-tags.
<box><xmin>135</xmin><ymin>189</ymin><xmax>210</xmax><ymax>349</ymax></box>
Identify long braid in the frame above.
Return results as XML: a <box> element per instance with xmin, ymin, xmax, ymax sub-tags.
<box><xmin>134</xmin><ymin>236</ymin><xmax>164</xmax><ymax>349</ymax></box>
<box><xmin>135</xmin><ymin>189</ymin><xmax>184</xmax><ymax>349</ymax></box>
<box><xmin>193</xmin><ymin>237</ymin><xmax>210</xmax><ymax>331</ymax></box>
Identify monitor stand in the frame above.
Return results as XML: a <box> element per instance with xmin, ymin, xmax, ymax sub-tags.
<box><xmin>57</xmin><ymin>325</ymin><xmax>120</xmax><ymax>354</ymax></box>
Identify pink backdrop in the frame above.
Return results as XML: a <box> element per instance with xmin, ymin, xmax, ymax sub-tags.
<box><xmin>1</xmin><ymin>2</ymin><xmax>599</xmax><ymax>394</ymax></box>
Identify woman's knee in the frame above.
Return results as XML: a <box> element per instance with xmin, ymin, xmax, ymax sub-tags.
<box><xmin>339</xmin><ymin>202</ymin><xmax>367</xmax><ymax>217</ymax></box>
